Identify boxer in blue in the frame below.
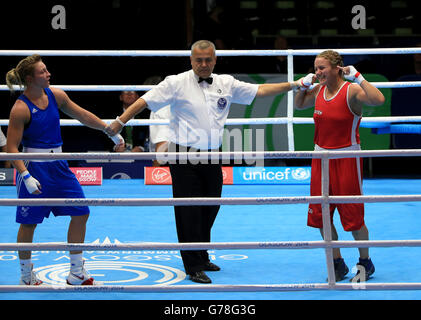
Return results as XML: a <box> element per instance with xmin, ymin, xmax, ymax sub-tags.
<box><xmin>6</xmin><ymin>54</ymin><xmax>124</xmax><ymax>285</ymax></box>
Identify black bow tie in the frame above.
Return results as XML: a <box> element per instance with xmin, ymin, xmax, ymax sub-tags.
<box><xmin>198</xmin><ymin>77</ymin><xmax>213</xmax><ymax>84</ymax></box>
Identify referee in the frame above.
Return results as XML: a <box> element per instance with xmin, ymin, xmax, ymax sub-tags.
<box><xmin>106</xmin><ymin>40</ymin><xmax>310</xmax><ymax>283</ymax></box>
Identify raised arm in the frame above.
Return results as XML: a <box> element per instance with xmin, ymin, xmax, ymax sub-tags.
<box><xmin>339</xmin><ymin>66</ymin><xmax>385</xmax><ymax>115</ymax></box>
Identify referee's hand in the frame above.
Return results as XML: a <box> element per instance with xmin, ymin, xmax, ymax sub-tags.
<box><xmin>104</xmin><ymin>121</ymin><xmax>122</xmax><ymax>136</ymax></box>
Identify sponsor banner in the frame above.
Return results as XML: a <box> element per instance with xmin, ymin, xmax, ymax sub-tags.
<box><xmin>144</xmin><ymin>167</ymin><xmax>233</xmax><ymax>185</ymax></box>
<box><xmin>0</xmin><ymin>168</ymin><xmax>15</xmax><ymax>186</ymax></box>
<box><xmin>233</xmin><ymin>167</ymin><xmax>311</xmax><ymax>184</ymax></box>
<box><xmin>222</xmin><ymin>167</ymin><xmax>233</xmax><ymax>185</ymax></box>
<box><xmin>0</xmin><ymin>168</ymin><xmax>102</xmax><ymax>186</ymax></box>
<box><xmin>144</xmin><ymin>167</ymin><xmax>172</xmax><ymax>185</ymax></box>
<box><xmin>79</xmin><ymin>160</ymin><xmax>150</xmax><ymax>179</ymax></box>
<box><xmin>69</xmin><ymin>167</ymin><xmax>102</xmax><ymax>185</ymax></box>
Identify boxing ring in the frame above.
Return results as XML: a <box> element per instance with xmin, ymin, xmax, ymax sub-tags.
<box><xmin>1</xmin><ymin>47</ymin><xmax>421</xmax><ymax>299</ymax></box>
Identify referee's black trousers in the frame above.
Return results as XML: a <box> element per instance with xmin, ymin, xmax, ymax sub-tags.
<box><xmin>169</xmin><ymin>161</ymin><xmax>223</xmax><ymax>275</ymax></box>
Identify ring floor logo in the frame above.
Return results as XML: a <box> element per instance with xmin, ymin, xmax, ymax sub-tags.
<box><xmin>0</xmin><ymin>237</ymin><xmax>249</xmax><ymax>286</ymax></box>
<box><xmin>35</xmin><ymin>261</ymin><xmax>185</xmax><ymax>286</ymax></box>
<box><xmin>38</xmin><ymin>237</ymin><xmax>186</xmax><ymax>286</ymax></box>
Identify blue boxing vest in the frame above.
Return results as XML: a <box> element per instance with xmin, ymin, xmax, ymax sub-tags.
<box><xmin>18</xmin><ymin>87</ymin><xmax>63</xmax><ymax>148</ymax></box>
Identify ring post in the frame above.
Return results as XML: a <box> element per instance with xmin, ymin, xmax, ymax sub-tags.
<box><xmin>287</xmin><ymin>50</ymin><xmax>295</xmax><ymax>151</ymax></box>
<box><xmin>321</xmin><ymin>152</ymin><xmax>336</xmax><ymax>285</ymax></box>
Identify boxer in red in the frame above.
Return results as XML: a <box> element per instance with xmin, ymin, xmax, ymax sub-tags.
<box><xmin>295</xmin><ymin>50</ymin><xmax>385</xmax><ymax>282</ymax></box>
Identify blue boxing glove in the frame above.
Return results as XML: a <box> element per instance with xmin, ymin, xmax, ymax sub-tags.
<box><xmin>21</xmin><ymin>170</ymin><xmax>42</xmax><ymax>194</ymax></box>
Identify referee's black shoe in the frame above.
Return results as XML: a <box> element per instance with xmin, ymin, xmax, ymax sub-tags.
<box><xmin>189</xmin><ymin>271</ymin><xmax>211</xmax><ymax>283</ymax></box>
<box><xmin>204</xmin><ymin>261</ymin><xmax>221</xmax><ymax>271</ymax></box>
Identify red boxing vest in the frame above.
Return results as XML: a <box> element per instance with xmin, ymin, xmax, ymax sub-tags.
<box><xmin>313</xmin><ymin>82</ymin><xmax>361</xmax><ymax>149</ymax></box>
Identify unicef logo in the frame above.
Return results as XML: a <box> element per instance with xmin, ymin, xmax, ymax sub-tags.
<box><xmin>34</xmin><ymin>261</ymin><xmax>186</xmax><ymax>285</ymax></box>
<box><xmin>291</xmin><ymin>168</ymin><xmax>310</xmax><ymax>180</ymax></box>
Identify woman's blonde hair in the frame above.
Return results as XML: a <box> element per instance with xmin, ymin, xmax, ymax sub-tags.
<box><xmin>5</xmin><ymin>54</ymin><xmax>42</xmax><ymax>92</ymax></box>
<box><xmin>316</xmin><ymin>50</ymin><xmax>344</xmax><ymax>76</ymax></box>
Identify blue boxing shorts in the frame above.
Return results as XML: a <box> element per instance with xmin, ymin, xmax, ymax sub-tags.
<box><xmin>16</xmin><ymin>160</ymin><xmax>90</xmax><ymax>224</ymax></box>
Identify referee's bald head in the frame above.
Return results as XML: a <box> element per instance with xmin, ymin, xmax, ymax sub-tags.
<box><xmin>191</xmin><ymin>40</ymin><xmax>216</xmax><ymax>55</ymax></box>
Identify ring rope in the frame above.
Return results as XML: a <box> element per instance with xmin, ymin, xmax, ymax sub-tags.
<box><xmin>3</xmin><ymin>116</ymin><xmax>421</xmax><ymax>127</ymax></box>
<box><xmin>1</xmin><ymin>47</ymin><xmax>420</xmax><ymax>56</ymax></box>
<box><xmin>1</xmin><ymin>81</ymin><xmax>420</xmax><ymax>92</ymax></box>
<box><xmin>0</xmin><ymin>195</ymin><xmax>421</xmax><ymax>207</ymax></box>
<box><xmin>3</xmin><ymin>283</ymin><xmax>421</xmax><ymax>293</ymax></box>
<box><xmin>1</xmin><ymin>240</ymin><xmax>421</xmax><ymax>251</ymax></box>
<box><xmin>1</xmin><ymin>149</ymin><xmax>421</xmax><ymax>161</ymax></box>
<box><xmin>2</xmin><ymin>236</ymin><xmax>421</xmax><ymax>293</ymax></box>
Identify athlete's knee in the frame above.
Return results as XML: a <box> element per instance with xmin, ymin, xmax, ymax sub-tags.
<box><xmin>71</xmin><ymin>214</ymin><xmax>89</xmax><ymax>224</ymax></box>
<box><xmin>18</xmin><ymin>224</ymin><xmax>37</xmax><ymax>242</ymax></box>
<box><xmin>20</xmin><ymin>223</ymin><xmax>37</xmax><ymax>231</ymax></box>
<box><xmin>351</xmin><ymin>223</ymin><xmax>368</xmax><ymax>238</ymax></box>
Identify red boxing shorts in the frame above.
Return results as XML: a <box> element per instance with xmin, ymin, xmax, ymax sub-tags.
<box><xmin>307</xmin><ymin>147</ymin><xmax>364</xmax><ymax>232</ymax></box>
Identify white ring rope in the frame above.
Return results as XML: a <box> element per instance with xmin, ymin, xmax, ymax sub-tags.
<box><xmin>1</xmin><ymin>47</ymin><xmax>421</xmax><ymax>56</ymax></box>
<box><xmin>2</xmin><ymin>116</ymin><xmax>421</xmax><ymax>127</ymax></box>
<box><xmin>1</xmin><ymin>81</ymin><xmax>420</xmax><ymax>91</ymax></box>
<box><xmin>0</xmin><ymin>195</ymin><xmax>421</xmax><ymax>207</ymax></box>
<box><xmin>1</xmin><ymin>240</ymin><xmax>421</xmax><ymax>251</ymax></box>
<box><xmin>1</xmin><ymin>149</ymin><xmax>421</xmax><ymax>161</ymax></box>
<box><xmin>3</xmin><ymin>283</ymin><xmax>421</xmax><ymax>293</ymax></box>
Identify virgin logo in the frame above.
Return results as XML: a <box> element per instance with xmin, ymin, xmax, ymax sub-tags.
<box><xmin>152</xmin><ymin>168</ymin><xmax>171</xmax><ymax>183</ymax></box>
<box><xmin>222</xmin><ymin>169</ymin><xmax>227</xmax><ymax>181</ymax></box>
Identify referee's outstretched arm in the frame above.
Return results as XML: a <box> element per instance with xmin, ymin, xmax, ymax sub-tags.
<box><xmin>256</xmin><ymin>77</ymin><xmax>308</xmax><ymax>97</ymax></box>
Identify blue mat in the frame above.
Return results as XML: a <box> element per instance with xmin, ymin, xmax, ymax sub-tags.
<box><xmin>1</xmin><ymin>179</ymin><xmax>421</xmax><ymax>300</ymax></box>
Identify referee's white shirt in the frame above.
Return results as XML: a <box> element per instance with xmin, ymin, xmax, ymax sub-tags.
<box><xmin>142</xmin><ymin>69</ymin><xmax>258</xmax><ymax>150</ymax></box>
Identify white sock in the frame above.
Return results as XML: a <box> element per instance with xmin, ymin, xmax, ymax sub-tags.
<box><xmin>70</xmin><ymin>253</ymin><xmax>83</xmax><ymax>273</ymax></box>
<box><xmin>20</xmin><ymin>259</ymin><xmax>32</xmax><ymax>277</ymax></box>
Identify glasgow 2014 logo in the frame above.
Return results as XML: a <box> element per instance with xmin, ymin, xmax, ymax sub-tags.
<box><xmin>34</xmin><ymin>261</ymin><xmax>186</xmax><ymax>285</ymax></box>
<box><xmin>24</xmin><ymin>237</ymin><xmax>187</xmax><ymax>286</ymax></box>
